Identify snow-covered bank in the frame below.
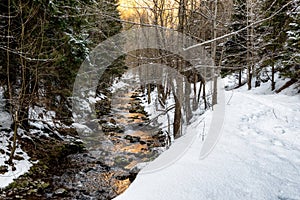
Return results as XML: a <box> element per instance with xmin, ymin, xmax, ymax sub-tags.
<box><xmin>114</xmin><ymin>83</ymin><xmax>300</xmax><ymax>200</ymax></box>
<box><xmin>0</xmin><ymin>88</ymin><xmax>32</xmax><ymax>189</ymax></box>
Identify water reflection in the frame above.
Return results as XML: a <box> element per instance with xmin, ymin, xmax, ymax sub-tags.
<box><xmin>84</xmin><ymin>84</ymin><xmax>166</xmax><ymax>197</ymax></box>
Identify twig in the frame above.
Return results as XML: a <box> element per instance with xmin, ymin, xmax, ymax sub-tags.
<box><xmin>272</xmin><ymin>108</ymin><xmax>278</xmax><ymax>119</ymax></box>
<box><xmin>226</xmin><ymin>90</ymin><xmax>234</xmax><ymax>105</ymax></box>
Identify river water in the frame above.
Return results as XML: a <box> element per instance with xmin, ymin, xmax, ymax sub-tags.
<box><xmin>51</xmin><ymin>79</ymin><xmax>166</xmax><ymax>199</ymax></box>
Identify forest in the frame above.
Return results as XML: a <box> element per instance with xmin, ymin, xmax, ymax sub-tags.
<box><xmin>0</xmin><ymin>0</ymin><xmax>299</xmax><ymax>199</ymax></box>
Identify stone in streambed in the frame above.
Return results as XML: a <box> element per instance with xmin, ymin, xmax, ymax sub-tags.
<box><xmin>54</xmin><ymin>188</ymin><xmax>67</xmax><ymax>196</ymax></box>
<box><xmin>139</xmin><ymin>140</ymin><xmax>146</xmax><ymax>145</ymax></box>
<box><xmin>102</xmin><ymin>122</ymin><xmax>124</xmax><ymax>133</ymax></box>
<box><xmin>124</xmin><ymin>135</ymin><xmax>141</xmax><ymax>143</ymax></box>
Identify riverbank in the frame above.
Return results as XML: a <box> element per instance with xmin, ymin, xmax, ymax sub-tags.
<box><xmin>0</xmin><ymin>72</ymin><xmax>168</xmax><ymax>199</ymax></box>
<box><xmin>114</xmin><ymin>79</ymin><xmax>300</xmax><ymax>200</ymax></box>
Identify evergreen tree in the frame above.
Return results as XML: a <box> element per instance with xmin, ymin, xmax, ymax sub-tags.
<box><xmin>0</xmin><ymin>0</ymin><xmax>124</xmax><ymax>119</ymax></box>
<box><xmin>223</xmin><ymin>0</ymin><xmax>247</xmax><ymax>87</ymax></box>
<box><xmin>259</xmin><ymin>0</ymin><xmax>292</xmax><ymax>90</ymax></box>
<box><xmin>0</xmin><ymin>0</ymin><xmax>124</xmax><ymax>164</ymax></box>
<box><xmin>281</xmin><ymin>1</ymin><xmax>300</xmax><ymax>80</ymax></box>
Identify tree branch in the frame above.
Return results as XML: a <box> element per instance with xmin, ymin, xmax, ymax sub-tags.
<box><xmin>184</xmin><ymin>0</ymin><xmax>294</xmax><ymax>51</ymax></box>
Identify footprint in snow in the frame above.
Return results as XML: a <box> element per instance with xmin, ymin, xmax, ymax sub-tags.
<box><xmin>270</xmin><ymin>139</ymin><xmax>284</xmax><ymax>147</ymax></box>
<box><xmin>240</xmin><ymin>116</ymin><xmax>249</xmax><ymax>122</ymax></box>
<box><xmin>274</xmin><ymin>126</ymin><xmax>286</xmax><ymax>134</ymax></box>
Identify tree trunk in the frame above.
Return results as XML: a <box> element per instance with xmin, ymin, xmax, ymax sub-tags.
<box><xmin>211</xmin><ymin>0</ymin><xmax>218</xmax><ymax>106</ymax></box>
<box><xmin>271</xmin><ymin>65</ymin><xmax>275</xmax><ymax>90</ymax></box>
<box><xmin>192</xmin><ymin>73</ymin><xmax>198</xmax><ymax>110</ymax></box>
<box><xmin>239</xmin><ymin>69</ymin><xmax>242</xmax><ymax>86</ymax></box>
<box><xmin>147</xmin><ymin>84</ymin><xmax>151</xmax><ymax>104</ymax></box>
<box><xmin>203</xmin><ymin>81</ymin><xmax>208</xmax><ymax>110</ymax></box>
<box><xmin>173</xmin><ymin>95</ymin><xmax>182</xmax><ymax>139</ymax></box>
<box><xmin>185</xmin><ymin>79</ymin><xmax>192</xmax><ymax>123</ymax></box>
<box><xmin>246</xmin><ymin>0</ymin><xmax>253</xmax><ymax>90</ymax></box>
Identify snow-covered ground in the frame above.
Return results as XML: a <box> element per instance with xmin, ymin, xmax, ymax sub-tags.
<box><xmin>114</xmin><ymin>80</ymin><xmax>300</xmax><ymax>200</ymax></box>
<box><xmin>0</xmin><ymin>88</ymin><xmax>32</xmax><ymax>189</ymax></box>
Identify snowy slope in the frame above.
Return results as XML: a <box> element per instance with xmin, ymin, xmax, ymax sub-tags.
<box><xmin>114</xmin><ymin>84</ymin><xmax>300</xmax><ymax>200</ymax></box>
<box><xmin>0</xmin><ymin>87</ymin><xmax>32</xmax><ymax>189</ymax></box>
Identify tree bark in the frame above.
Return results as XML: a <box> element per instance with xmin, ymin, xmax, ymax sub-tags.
<box><xmin>173</xmin><ymin>94</ymin><xmax>182</xmax><ymax>139</ymax></box>
<box><xmin>212</xmin><ymin>0</ymin><xmax>218</xmax><ymax>106</ymax></box>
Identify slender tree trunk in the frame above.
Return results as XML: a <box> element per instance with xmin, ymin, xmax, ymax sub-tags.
<box><xmin>8</xmin><ymin>112</ymin><xmax>18</xmax><ymax>166</ymax></box>
<box><xmin>212</xmin><ymin>0</ymin><xmax>218</xmax><ymax>106</ymax></box>
<box><xmin>147</xmin><ymin>84</ymin><xmax>151</xmax><ymax>104</ymax></box>
<box><xmin>6</xmin><ymin>0</ymin><xmax>17</xmax><ymax>166</ymax></box>
<box><xmin>250</xmin><ymin>1</ymin><xmax>256</xmax><ymax>84</ymax></box>
<box><xmin>271</xmin><ymin>65</ymin><xmax>275</xmax><ymax>90</ymax></box>
<box><xmin>246</xmin><ymin>0</ymin><xmax>252</xmax><ymax>90</ymax></box>
<box><xmin>239</xmin><ymin>69</ymin><xmax>242</xmax><ymax>86</ymax></box>
<box><xmin>185</xmin><ymin>79</ymin><xmax>192</xmax><ymax>123</ymax></box>
<box><xmin>6</xmin><ymin>0</ymin><xmax>12</xmax><ymax>113</ymax></box>
<box><xmin>197</xmin><ymin>82</ymin><xmax>202</xmax><ymax>103</ymax></box>
<box><xmin>173</xmin><ymin>94</ymin><xmax>182</xmax><ymax>139</ymax></box>
<box><xmin>178</xmin><ymin>0</ymin><xmax>187</xmax><ymax>32</ymax></box>
<box><xmin>203</xmin><ymin>82</ymin><xmax>208</xmax><ymax>110</ymax></box>
<box><xmin>193</xmin><ymin>74</ymin><xmax>198</xmax><ymax>110</ymax></box>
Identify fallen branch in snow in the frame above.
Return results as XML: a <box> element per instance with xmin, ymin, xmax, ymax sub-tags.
<box><xmin>272</xmin><ymin>108</ymin><xmax>278</xmax><ymax>119</ymax></box>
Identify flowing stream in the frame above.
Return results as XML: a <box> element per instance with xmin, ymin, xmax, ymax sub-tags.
<box><xmin>51</xmin><ymin>81</ymin><xmax>166</xmax><ymax>199</ymax></box>
<box><xmin>87</xmin><ymin>86</ymin><xmax>164</xmax><ymax>171</ymax></box>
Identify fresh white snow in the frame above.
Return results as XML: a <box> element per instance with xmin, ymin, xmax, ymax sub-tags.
<box><xmin>0</xmin><ymin>87</ymin><xmax>33</xmax><ymax>189</ymax></box>
<box><xmin>114</xmin><ymin>80</ymin><xmax>300</xmax><ymax>200</ymax></box>
<box><xmin>0</xmin><ymin>143</ymin><xmax>32</xmax><ymax>189</ymax></box>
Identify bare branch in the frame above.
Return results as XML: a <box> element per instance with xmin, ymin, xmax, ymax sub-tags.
<box><xmin>184</xmin><ymin>0</ymin><xmax>294</xmax><ymax>51</ymax></box>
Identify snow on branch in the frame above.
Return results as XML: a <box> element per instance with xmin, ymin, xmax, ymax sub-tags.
<box><xmin>184</xmin><ymin>0</ymin><xmax>294</xmax><ymax>51</ymax></box>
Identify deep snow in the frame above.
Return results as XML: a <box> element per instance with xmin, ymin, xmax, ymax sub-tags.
<box><xmin>114</xmin><ymin>80</ymin><xmax>300</xmax><ymax>200</ymax></box>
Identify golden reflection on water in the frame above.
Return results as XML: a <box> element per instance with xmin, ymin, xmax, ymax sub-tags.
<box><xmin>93</xmin><ymin>89</ymin><xmax>162</xmax><ymax>197</ymax></box>
<box><xmin>129</xmin><ymin>130</ymin><xmax>152</xmax><ymax>138</ymax></box>
<box><xmin>114</xmin><ymin>114</ymin><xmax>144</xmax><ymax>124</ymax></box>
<box><xmin>121</xmin><ymin>143</ymin><xmax>147</xmax><ymax>153</ymax></box>
<box><xmin>102</xmin><ymin>172</ymin><xmax>131</xmax><ymax>196</ymax></box>
<box><xmin>124</xmin><ymin>160</ymin><xmax>138</xmax><ymax>170</ymax></box>
<box><xmin>115</xmin><ymin>178</ymin><xmax>131</xmax><ymax>195</ymax></box>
